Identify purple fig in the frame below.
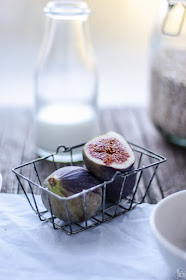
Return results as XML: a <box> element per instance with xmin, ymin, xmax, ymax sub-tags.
<box><xmin>83</xmin><ymin>131</ymin><xmax>135</xmax><ymax>181</ymax></box>
<box><xmin>106</xmin><ymin>166</ymin><xmax>136</xmax><ymax>202</ymax></box>
<box><xmin>41</xmin><ymin>166</ymin><xmax>102</xmax><ymax>223</ymax></box>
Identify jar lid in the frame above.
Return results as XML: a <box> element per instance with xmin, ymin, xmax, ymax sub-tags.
<box><xmin>44</xmin><ymin>0</ymin><xmax>90</xmax><ymax>19</ymax></box>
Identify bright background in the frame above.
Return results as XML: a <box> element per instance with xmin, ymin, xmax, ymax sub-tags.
<box><xmin>0</xmin><ymin>0</ymin><xmax>161</xmax><ymax>108</ymax></box>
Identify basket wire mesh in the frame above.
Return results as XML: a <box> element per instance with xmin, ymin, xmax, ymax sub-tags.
<box><xmin>12</xmin><ymin>142</ymin><xmax>166</xmax><ymax>235</ymax></box>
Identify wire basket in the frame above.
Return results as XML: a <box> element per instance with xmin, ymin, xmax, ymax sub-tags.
<box><xmin>12</xmin><ymin>142</ymin><xmax>166</xmax><ymax>235</ymax></box>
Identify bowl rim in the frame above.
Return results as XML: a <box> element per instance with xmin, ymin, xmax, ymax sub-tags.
<box><xmin>150</xmin><ymin>190</ymin><xmax>186</xmax><ymax>261</ymax></box>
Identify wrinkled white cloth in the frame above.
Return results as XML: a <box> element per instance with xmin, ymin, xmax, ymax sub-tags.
<box><xmin>0</xmin><ymin>193</ymin><xmax>172</xmax><ymax>280</ymax></box>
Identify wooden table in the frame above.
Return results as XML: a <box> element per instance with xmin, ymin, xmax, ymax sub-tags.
<box><xmin>1</xmin><ymin>107</ymin><xmax>185</xmax><ymax>203</ymax></box>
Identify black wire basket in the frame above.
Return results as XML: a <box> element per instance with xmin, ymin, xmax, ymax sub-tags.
<box><xmin>12</xmin><ymin>142</ymin><xmax>166</xmax><ymax>235</ymax></box>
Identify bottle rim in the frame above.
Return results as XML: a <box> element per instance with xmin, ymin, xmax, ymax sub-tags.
<box><xmin>44</xmin><ymin>0</ymin><xmax>90</xmax><ymax>19</ymax></box>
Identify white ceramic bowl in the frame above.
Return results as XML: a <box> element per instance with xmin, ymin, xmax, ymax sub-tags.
<box><xmin>150</xmin><ymin>190</ymin><xmax>186</xmax><ymax>271</ymax></box>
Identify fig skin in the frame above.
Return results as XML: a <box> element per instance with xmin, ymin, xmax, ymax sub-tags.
<box><xmin>105</xmin><ymin>166</ymin><xmax>136</xmax><ymax>202</ymax></box>
<box><xmin>41</xmin><ymin>166</ymin><xmax>102</xmax><ymax>224</ymax></box>
<box><xmin>83</xmin><ymin>131</ymin><xmax>135</xmax><ymax>181</ymax></box>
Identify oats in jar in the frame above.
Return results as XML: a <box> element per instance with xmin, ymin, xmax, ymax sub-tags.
<box><xmin>149</xmin><ymin>48</ymin><xmax>186</xmax><ymax>141</ymax></box>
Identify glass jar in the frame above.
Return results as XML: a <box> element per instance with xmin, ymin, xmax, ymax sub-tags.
<box><xmin>34</xmin><ymin>0</ymin><xmax>99</xmax><ymax>161</ymax></box>
<box><xmin>149</xmin><ymin>0</ymin><xmax>186</xmax><ymax>146</ymax></box>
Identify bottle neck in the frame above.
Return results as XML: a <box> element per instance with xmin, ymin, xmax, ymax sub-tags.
<box><xmin>53</xmin><ymin>18</ymin><xmax>88</xmax><ymax>47</ymax></box>
<box><xmin>39</xmin><ymin>17</ymin><xmax>94</xmax><ymax>64</ymax></box>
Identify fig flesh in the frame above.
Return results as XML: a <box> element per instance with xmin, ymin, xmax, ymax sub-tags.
<box><xmin>83</xmin><ymin>131</ymin><xmax>135</xmax><ymax>181</ymax></box>
<box><xmin>41</xmin><ymin>166</ymin><xmax>102</xmax><ymax>223</ymax></box>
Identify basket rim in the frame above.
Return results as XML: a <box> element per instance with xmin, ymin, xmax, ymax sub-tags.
<box><xmin>12</xmin><ymin>141</ymin><xmax>166</xmax><ymax>201</ymax></box>
<box><xmin>12</xmin><ymin>141</ymin><xmax>166</xmax><ymax>170</ymax></box>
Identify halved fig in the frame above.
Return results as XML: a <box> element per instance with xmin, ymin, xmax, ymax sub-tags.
<box><xmin>83</xmin><ymin>131</ymin><xmax>135</xmax><ymax>181</ymax></box>
<box><xmin>41</xmin><ymin>166</ymin><xmax>102</xmax><ymax>223</ymax></box>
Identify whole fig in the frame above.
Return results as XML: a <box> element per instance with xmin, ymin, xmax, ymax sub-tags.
<box><xmin>41</xmin><ymin>166</ymin><xmax>102</xmax><ymax>223</ymax></box>
<box><xmin>106</xmin><ymin>166</ymin><xmax>136</xmax><ymax>202</ymax></box>
<box><xmin>83</xmin><ymin>131</ymin><xmax>135</xmax><ymax>181</ymax></box>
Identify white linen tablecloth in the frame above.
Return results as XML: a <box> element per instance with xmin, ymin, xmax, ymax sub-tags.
<box><xmin>0</xmin><ymin>193</ymin><xmax>173</xmax><ymax>280</ymax></box>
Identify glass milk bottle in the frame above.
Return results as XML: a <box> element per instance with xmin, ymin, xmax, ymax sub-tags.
<box><xmin>149</xmin><ymin>0</ymin><xmax>186</xmax><ymax>147</ymax></box>
<box><xmin>34</xmin><ymin>0</ymin><xmax>99</xmax><ymax>161</ymax></box>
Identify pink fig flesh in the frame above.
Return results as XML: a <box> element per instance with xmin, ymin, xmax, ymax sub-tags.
<box><xmin>83</xmin><ymin>131</ymin><xmax>135</xmax><ymax>181</ymax></box>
